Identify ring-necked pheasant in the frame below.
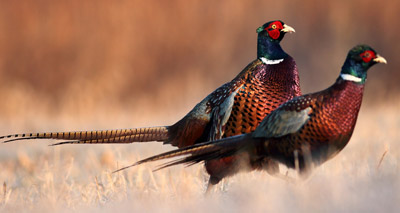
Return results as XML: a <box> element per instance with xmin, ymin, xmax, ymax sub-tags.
<box><xmin>118</xmin><ymin>45</ymin><xmax>386</xmax><ymax>181</ymax></box>
<box><xmin>1</xmin><ymin>20</ymin><xmax>300</xmax><ymax>188</ymax></box>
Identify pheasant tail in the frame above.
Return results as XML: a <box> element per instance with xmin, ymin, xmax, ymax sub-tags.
<box><xmin>1</xmin><ymin>126</ymin><xmax>169</xmax><ymax>145</ymax></box>
<box><xmin>114</xmin><ymin>134</ymin><xmax>255</xmax><ymax>173</ymax></box>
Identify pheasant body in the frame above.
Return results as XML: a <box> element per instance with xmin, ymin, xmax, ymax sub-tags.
<box><xmin>168</xmin><ymin>56</ymin><xmax>300</xmax><ymax>146</ymax></box>
<box><xmin>261</xmin><ymin>79</ymin><xmax>364</xmax><ymax>169</ymax></box>
<box><xmin>204</xmin><ymin>55</ymin><xmax>300</xmax><ymax>183</ymax></box>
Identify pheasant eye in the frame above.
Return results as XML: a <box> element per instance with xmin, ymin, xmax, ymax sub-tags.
<box><xmin>360</xmin><ymin>50</ymin><xmax>376</xmax><ymax>63</ymax></box>
<box><xmin>267</xmin><ymin>22</ymin><xmax>282</xmax><ymax>39</ymax></box>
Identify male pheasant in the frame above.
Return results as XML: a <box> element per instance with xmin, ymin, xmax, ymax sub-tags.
<box><xmin>121</xmin><ymin>45</ymin><xmax>386</xmax><ymax>180</ymax></box>
<box><xmin>2</xmin><ymin>21</ymin><xmax>300</xmax><ymax>187</ymax></box>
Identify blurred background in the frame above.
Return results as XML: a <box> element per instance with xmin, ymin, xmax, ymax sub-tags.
<box><xmin>0</xmin><ymin>1</ymin><xmax>399</xmax><ymax>211</ymax></box>
<box><xmin>0</xmin><ymin>0</ymin><xmax>398</xmax><ymax>130</ymax></box>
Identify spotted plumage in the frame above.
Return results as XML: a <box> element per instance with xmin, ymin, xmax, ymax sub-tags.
<box><xmin>225</xmin><ymin>58</ymin><xmax>301</xmax><ymax>137</ymax></box>
<box><xmin>122</xmin><ymin>45</ymin><xmax>386</xmax><ymax>184</ymax></box>
<box><xmin>1</xmin><ymin>20</ymin><xmax>300</xmax><ymax>189</ymax></box>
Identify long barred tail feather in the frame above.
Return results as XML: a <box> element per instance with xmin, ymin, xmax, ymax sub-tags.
<box><xmin>113</xmin><ymin>134</ymin><xmax>254</xmax><ymax>173</ymax></box>
<box><xmin>50</xmin><ymin>131</ymin><xmax>169</xmax><ymax>146</ymax></box>
<box><xmin>1</xmin><ymin>126</ymin><xmax>169</xmax><ymax>144</ymax></box>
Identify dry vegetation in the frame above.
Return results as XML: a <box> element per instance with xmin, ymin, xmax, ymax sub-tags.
<box><xmin>0</xmin><ymin>0</ymin><xmax>399</xmax><ymax>212</ymax></box>
<box><xmin>0</xmin><ymin>105</ymin><xmax>399</xmax><ymax>212</ymax></box>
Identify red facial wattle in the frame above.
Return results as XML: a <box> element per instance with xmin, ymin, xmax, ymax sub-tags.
<box><xmin>266</xmin><ymin>21</ymin><xmax>283</xmax><ymax>40</ymax></box>
<box><xmin>360</xmin><ymin>50</ymin><xmax>376</xmax><ymax>63</ymax></box>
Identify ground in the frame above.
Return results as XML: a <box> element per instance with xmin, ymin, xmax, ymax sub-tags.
<box><xmin>0</xmin><ymin>104</ymin><xmax>399</xmax><ymax>212</ymax></box>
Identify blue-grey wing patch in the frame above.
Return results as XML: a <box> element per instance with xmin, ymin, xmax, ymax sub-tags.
<box><xmin>253</xmin><ymin>107</ymin><xmax>311</xmax><ymax>138</ymax></box>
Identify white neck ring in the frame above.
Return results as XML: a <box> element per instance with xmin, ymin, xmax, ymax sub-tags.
<box><xmin>260</xmin><ymin>57</ymin><xmax>284</xmax><ymax>65</ymax></box>
<box><xmin>340</xmin><ymin>74</ymin><xmax>362</xmax><ymax>82</ymax></box>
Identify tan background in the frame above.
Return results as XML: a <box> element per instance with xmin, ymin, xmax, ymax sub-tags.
<box><xmin>0</xmin><ymin>0</ymin><xmax>398</xmax><ymax>125</ymax></box>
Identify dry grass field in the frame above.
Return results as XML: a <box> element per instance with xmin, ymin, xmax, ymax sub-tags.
<box><xmin>0</xmin><ymin>104</ymin><xmax>399</xmax><ymax>212</ymax></box>
<box><xmin>0</xmin><ymin>0</ymin><xmax>399</xmax><ymax>212</ymax></box>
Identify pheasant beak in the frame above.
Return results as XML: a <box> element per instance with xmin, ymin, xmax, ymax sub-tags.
<box><xmin>281</xmin><ymin>24</ymin><xmax>295</xmax><ymax>33</ymax></box>
<box><xmin>373</xmin><ymin>54</ymin><xmax>387</xmax><ymax>64</ymax></box>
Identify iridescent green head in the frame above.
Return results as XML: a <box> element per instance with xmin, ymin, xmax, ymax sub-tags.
<box><xmin>256</xmin><ymin>20</ymin><xmax>295</xmax><ymax>59</ymax></box>
<box><xmin>256</xmin><ymin>20</ymin><xmax>295</xmax><ymax>42</ymax></box>
<box><xmin>340</xmin><ymin>45</ymin><xmax>387</xmax><ymax>84</ymax></box>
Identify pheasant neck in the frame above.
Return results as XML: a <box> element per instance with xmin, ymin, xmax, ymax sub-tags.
<box><xmin>340</xmin><ymin>59</ymin><xmax>368</xmax><ymax>84</ymax></box>
<box><xmin>257</xmin><ymin>36</ymin><xmax>287</xmax><ymax>60</ymax></box>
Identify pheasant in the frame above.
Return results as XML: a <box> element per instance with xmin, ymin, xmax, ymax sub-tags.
<box><xmin>119</xmin><ymin>45</ymin><xmax>386</xmax><ymax>181</ymax></box>
<box><xmin>1</xmin><ymin>20</ymin><xmax>300</xmax><ymax>187</ymax></box>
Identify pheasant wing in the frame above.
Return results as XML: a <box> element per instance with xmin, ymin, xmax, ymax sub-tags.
<box><xmin>253</xmin><ymin>95</ymin><xmax>314</xmax><ymax>138</ymax></box>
